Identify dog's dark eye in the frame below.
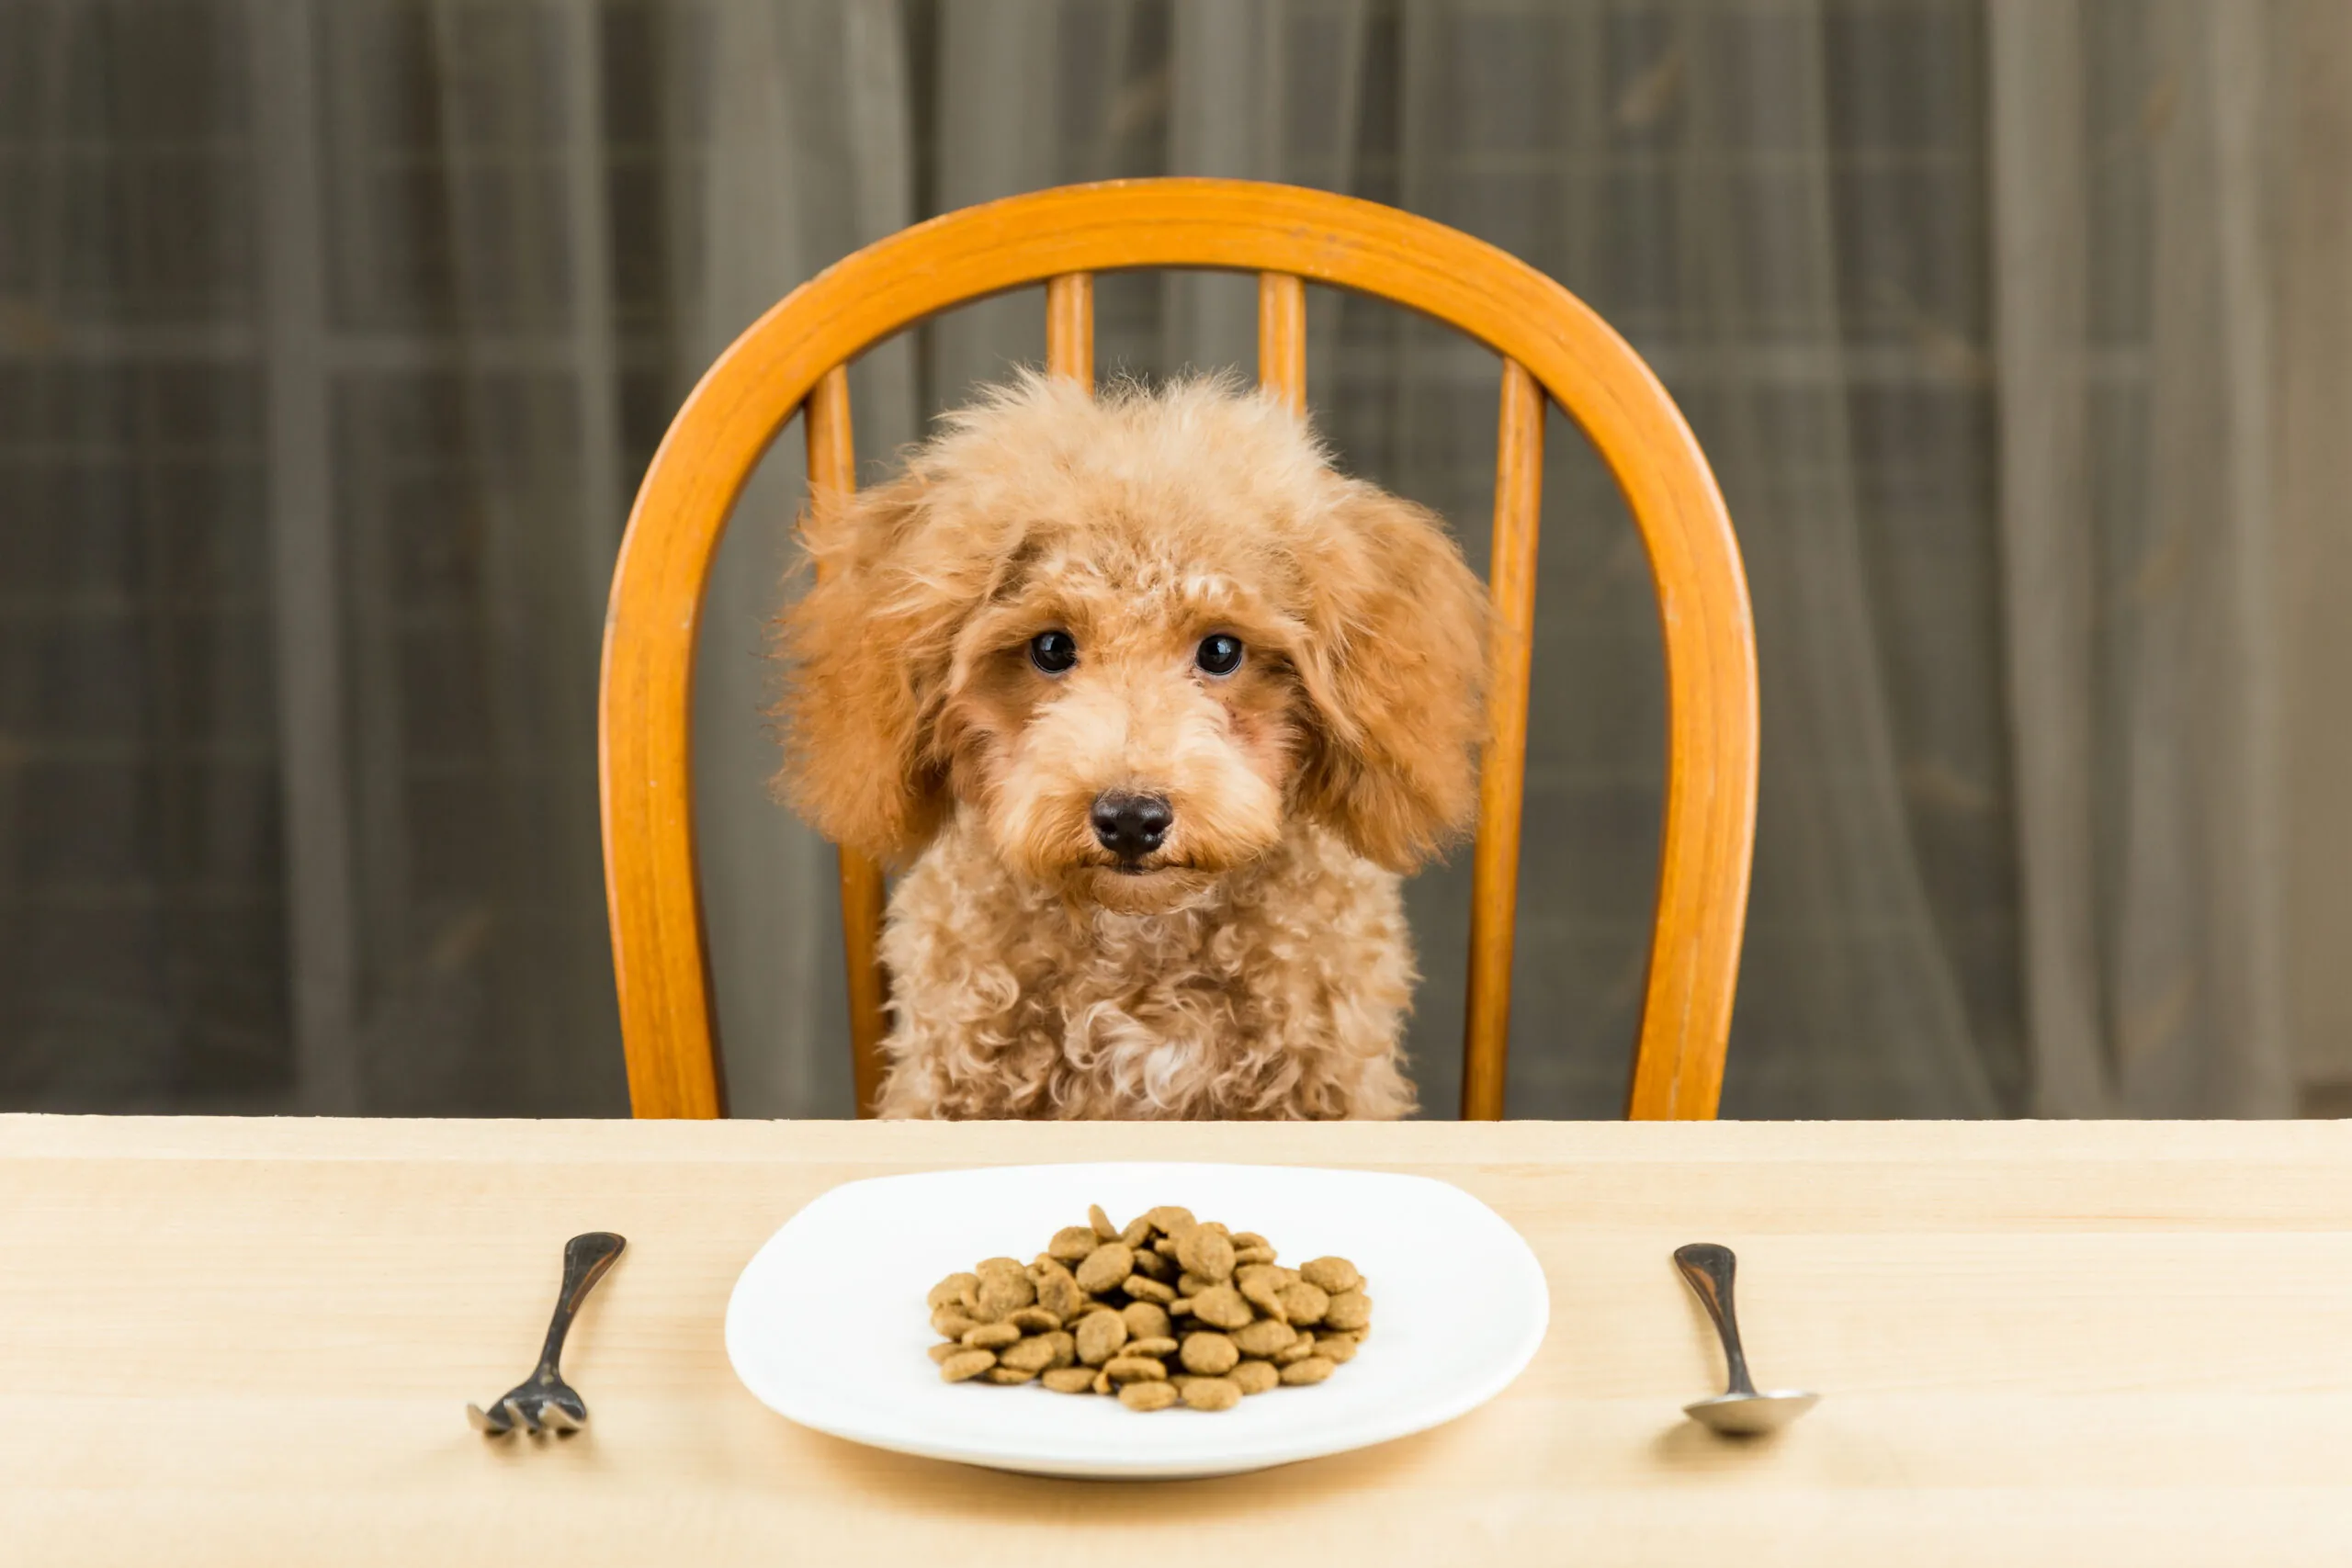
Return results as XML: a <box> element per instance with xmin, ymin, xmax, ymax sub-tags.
<box><xmin>1028</xmin><ymin>629</ymin><xmax>1078</xmax><ymax>674</ymax></box>
<box><xmin>1194</xmin><ymin>634</ymin><xmax>1244</xmax><ymax>677</ymax></box>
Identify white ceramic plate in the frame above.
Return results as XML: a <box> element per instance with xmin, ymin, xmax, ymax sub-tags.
<box><xmin>724</xmin><ymin>1161</ymin><xmax>1549</xmax><ymax>1479</ymax></box>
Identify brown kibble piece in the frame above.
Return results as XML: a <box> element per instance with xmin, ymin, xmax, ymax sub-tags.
<box><xmin>940</xmin><ymin>1349</ymin><xmax>996</xmax><ymax>1382</ymax></box>
<box><xmin>1044</xmin><ymin>1330</ymin><xmax>1077</xmax><ymax>1369</ymax></box>
<box><xmin>1176</xmin><ymin>1272</ymin><xmax>1215</xmax><ymax>1297</ymax></box>
<box><xmin>927</xmin><ymin>1342</ymin><xmax>960</xmax><ymax>1364</ymax></box>
<box><xmin>1230</xmin><ymin>1232</ymin><xmax>1269</xmax><ymax>1251</ymax></box>
<box><xmin>1181</xmin><ymin>1376</ymin><xmax>1242</xmax><ymax>1412</ymax></box>
<box><xmin>1300</xmin><ymin>1257</ymin><xmax>1363</xmax><ymax>1295</ymax></box>
<box><xmin>1152</xmin><ymin>1236</ymin><xmax>1182</xmax><ymax>1259</ymax></box>
<box><xmin>998</xmin><ymin>1336</ymin><xmax>1059</xmax><ymax>1373</ymax></box>
<box><xmin>1075</xmin><ymin>1309</ymin><xmax>1128</xmax><ymax>1366</ymax></box>
<box><xmin>1075</xmin><ymin>1243</ymin><xmax>1136</xmax><ymax>1294</ymax></box>
<box><xmin>1008</xmin><ymin>1306</ymin><xmax>1061</xmax><ymax>1333</ymax></box>
<box><xmin>1176</xmin><ymin>1225</ymin><xmax>1237</xmax><ymax>1283</ymax></box>
<box><xmin>1238</xmin><ymin>1276</ymin><xmax>1288</xmax><ymax>1322</ymax></box>
<box><xmin>1229</xmin><ymin>1360</ymin><xmax>1280</xmax><ymax>1395</ymax></box>
<box><xmin>1043</xmin><ymin>1366</ymin><xmax>1097</xmax><ymax>1393</ymax></box>
<box><xmin>928</xmin><ymin>1273</ymin><xmax>978</xmax><ymax>1311</ymax></box>
<box><xmin>1038</xmin><ymin>1270</ymin><xmax>1088</xmax><ymax>1322</ymax></box>
<box><xmin>1121</xmin><ymin>1301</ymin><xmax>1173</xmax><ymax>1340</ymax></box>
<box><xmin>1191</xmin><ymin>1284</ymin><xmax>1253</xmax><ymax>1330</ymax></box>
<box><xmin>1279</xmin><ymin>1356</ymin><xmax>1337</xmax><ymax>1386</ymax></box>
<box><xmin>1233</xmin><ymin>1318</ymin><xmax>1298</xmax><ymax>1358</ymax></box>
<box><xmin>1236</xmin><ymin>1262</ymin><xmax>1284</xmax><ymax>1290</ymax></box>
<box><xmin>1180</xmin><ymin>1332</ymin><xmax>1240</xmax><ymax>1374</ymax></box>
<box><xmin>1102</xmin><ymin>1356</ymin><xmax>1167</xmax><ymax>1384</ymax></box>
<box><xmin>1123</xmin><ymin>1274</ymin><xmax>1176</xmax><ymax>1304</ymax></box>
<box><xmin>1273</xmin><ymin>1334</ymin><xmax>1316</xmax><ymax>1365</ymax></box>
<box><xmin>1119</xmin><ymin>1381</ymin><xmax>1180</xmax><ymax>1412</ymax></box>
<box><xmin>963</xmin><ymin>1322</ymin><xmax>1023</xmax><ymax>1349</ymax></box>
<box><xmin>1322</xmin><ymin>1290</ymin><xmax>1372</xmax><ymax>1332</ymax></box>
<box><xmin>1119</xmin><ymin>1216</ymin><xmax>1154</xmax><ymax>1249</ymax></box>
<box><xmin>976</xmin><ymin>1256</ymin><xmax>1025</xmax><ymax>1277</ymax></box>
<box><xmin>1317</xmin><ymin>1333</ymin><xmax>1360</xmax><ymax>1364</ymax></box>
<box><xmin>975</xmin><ymin>1269</ymin><xmax>1036</xmax><ymax>1321</ymax></box>
<box><xmin>1089</xmin><ymin>1205</ymin><xmax>1121</xmax><ymax>1240</ymax></box>
<box><xmin>985</xmin><ymin>1366</ymin><xmax>1039</xmax><ymax>1384</ymax></box>
<box><xmin>1048</xmin><ymin>1225</ymin><xmax>1101</xmax><ymax>1264</ymax></box>
<box><xmin>1129</xmin><ymin>1248</ymin><xmax>1172</xmax><ymax>1281</ymax></box>
<box><xmin>931</xmin><ymin>1308</ymin><xmax>979</xmax><ymax>1341</ymax></box>
<box><xmin>1232</xmin><ymin>1247</ymin><xmax>1276</xmax><ymax>1267</ymax></box>
<box><xmin>1168</xmin><ymin>1297</ymin><xmax>1193</xmax><ymax>1316</ymax></box>
<box><xmin>1126</xmin><ymin>1336</ymin><xmax>1179</xmax><ymax>1359</ymax></box>
<box><xmin>1145</xmin><ymin>1206</ymin><xmax>1196</xmax><ymax>1235</ymax></box>
<box><xmin>1277</xmin><ymin>1281</ymin><xmax>1331</xmax><ymax>1325</ymax></box>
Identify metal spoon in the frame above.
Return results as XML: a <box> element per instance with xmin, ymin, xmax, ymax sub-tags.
<box><xmin>1672</xmin><ymin>1242</ymin><xmax>1817</xmax><ymax>1435</ymax></box>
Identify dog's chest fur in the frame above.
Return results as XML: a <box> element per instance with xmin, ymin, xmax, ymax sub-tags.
<box><xmin>873</xmin><ymin>818</ymin><xmax>1419</xmax><ymax>1119</ymax></box>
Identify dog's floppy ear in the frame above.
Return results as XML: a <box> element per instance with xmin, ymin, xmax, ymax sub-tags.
<box><xmin>1291</xmin><ymin>482</ymin><xmax>1491</xmax><ymax>872</ymax></box>
<box><xmin>774</xmin><ymin>473</ymin><xmax>963</xmax><ymax>864</ymax></box>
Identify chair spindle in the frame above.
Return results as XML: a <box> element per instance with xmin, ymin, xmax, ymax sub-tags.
<box><xmin>1046</xmin><ymin>274</ymin><xmax>1095</xmax><ymax>390</ymax></box>
<box><xmin>1258</xmin><ymin>272</ymin><xmax>1306</xmax><ymax>412</ymax></box>
<box><xmin>803</xmin><ymin>367</ymin><xmax>892</xmax><ymax>1116</ymax></box>
<box><xmin>1462</xmin><ymin>358</ymin><xmax>1544</xmax><ymax>1120</ymax></box>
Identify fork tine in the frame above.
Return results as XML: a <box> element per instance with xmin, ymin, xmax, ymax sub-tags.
<box><xmin>503</xmin><ymin>1397</ymin><xmax>539</xmax><ymax>1435</ymax></box>
<box><xmin>466</xmin><ymin>1402</ymin><xmax>510</xmax><ymax>1436</ymax></box>
<box><xmin>537</xmin><ymin>1404</ymin><xmax>581</xmax><ymax>1433</ymax></box>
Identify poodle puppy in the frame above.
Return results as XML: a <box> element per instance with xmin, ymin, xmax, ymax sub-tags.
<box><xmin>777</xmin><ymin>372</ymin><xmax>1487</xmax><ymax>1120</ymax></box>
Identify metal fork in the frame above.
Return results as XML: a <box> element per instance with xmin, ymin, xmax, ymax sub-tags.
<box><xmin>468</xmin><ymin>1231</ymin><xmax>626</xmax><ymax>1438</ymax></box>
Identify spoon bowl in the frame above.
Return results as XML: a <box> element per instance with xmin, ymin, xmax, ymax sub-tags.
<box><xmin>1682</xmin><ymin>1388</ymin><xmax>1819</xmax><ymax>1436</ymax></box>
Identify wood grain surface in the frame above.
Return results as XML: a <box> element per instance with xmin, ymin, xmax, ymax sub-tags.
<box><xmin>5</xmin><ymin>1116</ymin><xmax>2348</xmax><ymax>1566</ymax></box>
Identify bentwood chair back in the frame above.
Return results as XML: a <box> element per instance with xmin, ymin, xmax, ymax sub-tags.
<box><xmin>601</xmin><ymin>179</ymin><xmax>1758</xmax><ymax>1122</ymax></box>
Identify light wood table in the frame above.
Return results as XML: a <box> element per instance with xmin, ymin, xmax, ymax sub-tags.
<box><xmin>5</xmin><ymin>1116</ymin><xmax>2350</xmax><ymax>1565</ymax></box>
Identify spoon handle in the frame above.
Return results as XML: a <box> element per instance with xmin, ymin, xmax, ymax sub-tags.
<box><xmin>533</xmin><ymin>1232</ymin><xmax>627</xmax><ymax>1382</ymax></box>
<box><xmin>1673</xmin><ymin>1243</ymin><xmax>1758</xmax><ymax>1397</ymax></box>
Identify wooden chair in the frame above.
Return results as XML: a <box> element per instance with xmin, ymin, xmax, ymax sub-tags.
<box><xmin>601</xmin><ymin>179</ymin><xmax>1758</xmax><ymax>1122</ymax></box>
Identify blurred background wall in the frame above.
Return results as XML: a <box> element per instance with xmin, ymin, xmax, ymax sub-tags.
<box><xmin>4</xmin><ymin>0</ymin><xmax>2346</xmax><ymax>1121</ymax></box>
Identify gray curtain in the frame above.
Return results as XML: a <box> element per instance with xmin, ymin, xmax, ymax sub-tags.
<box><xmin>0</xmin><ymin>0</ymin><xmax>2315</xmax><ymax>1121</ymax></box>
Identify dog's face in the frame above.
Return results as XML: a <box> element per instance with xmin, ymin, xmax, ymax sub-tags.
<box><xmin>779</xmin><ymin>374</ymin><xmax>1489</xmax><ymax>909</ymax></box>
<box><xmin>938</xmin><ymin>544</ymin><xmax>1306</xmax><ymax>912</ymax></box>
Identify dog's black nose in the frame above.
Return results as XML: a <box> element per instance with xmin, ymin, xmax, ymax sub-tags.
<box><xmin>1091</xmin><ymin>792</ymin><xmax>1172</xmax><ymax>860</ymax></box>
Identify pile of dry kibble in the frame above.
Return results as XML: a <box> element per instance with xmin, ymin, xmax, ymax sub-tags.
<box><xmin>925</xmin><ymin>1203</ymin><xmax>1371</xmax><ymax>1412</ymax></box>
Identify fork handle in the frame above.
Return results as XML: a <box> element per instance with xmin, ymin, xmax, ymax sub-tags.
<box><xmin>532</xmin><ymin>1232</ymin><xmax>627</xmax><ymax>1381</ymax></box>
